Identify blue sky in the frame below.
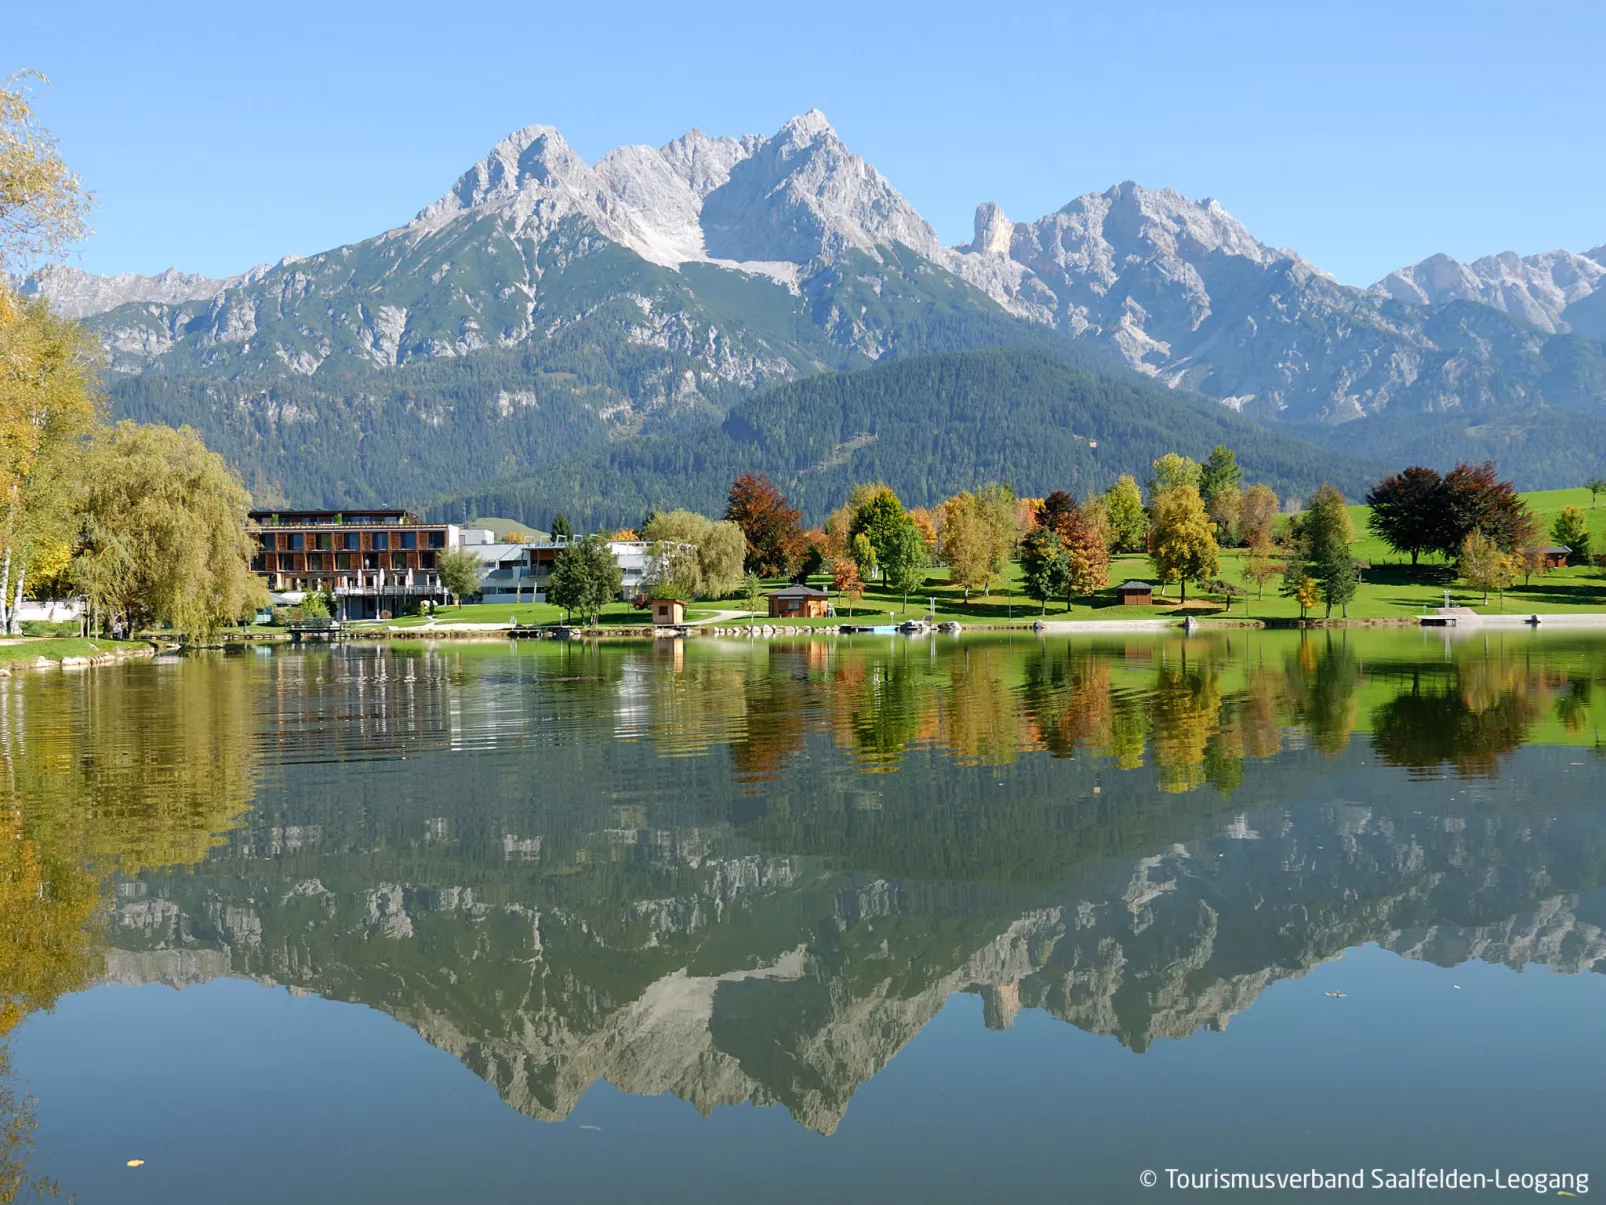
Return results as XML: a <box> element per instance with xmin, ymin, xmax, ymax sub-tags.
<box><xmin>13</xmin><ymin>0</ymin><xmax>1604</xmax><ymax>285</ymax></box>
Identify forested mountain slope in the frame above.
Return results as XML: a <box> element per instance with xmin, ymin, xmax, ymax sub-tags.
<box><xmin>430</xmin><ymin>349</ymin><xmax>1382</xmax><ymax>528</ymax></box>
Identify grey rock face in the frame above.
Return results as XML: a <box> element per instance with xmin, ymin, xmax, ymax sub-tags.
<box><xmin>17</xmin><ymin>261</ymin><xmax>288</xmax><ymax>319</ymax></box>
<box><xmin>1372</xmin><ymin>247</ymin><xmax>1606</xmax><ymax>334</ymax></box>
<box><xmin>40</xmin><ymin>111</ymin><xmax>1606</xmax><ymax>428</ymax></box>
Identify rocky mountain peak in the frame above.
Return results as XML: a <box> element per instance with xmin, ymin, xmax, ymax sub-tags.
<box><xmin>774</xmin><ymin>108</ymin><xmax>835</xmax><ymax>146</ymax></box>
<box><xmin>415</xmin><ymin>124</ymin><xmax>586</xmax><ymax>222</ymax></box>
<box><xmin>1370</xmin><ymin>245</ymin><xmax>1606</xmax><ymax>334</ymax></box>
<box><xmin>968</xmin><ymin>202</ymin><xmax>1015</xmax><ymax>256</ymax></box>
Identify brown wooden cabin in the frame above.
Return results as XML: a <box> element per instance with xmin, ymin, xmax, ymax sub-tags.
<box><xmin>768</xmin><ymin>584</ymin><xmax>831</xmax><ymax>618</ymax></box>
<box><xmin>1543</xmin><ymin>546</ymin><xmax>1571</xmax><ymax>569</ymax></box>
<box><xmin>646</xmin><ymin>598</ymin><xmax>687</xmax><ymax>626</ymax></box>
<box><xmin>1116</xmin><ymin>580</ymin><xmax>1155</xmax><ymax>606</ymax></box>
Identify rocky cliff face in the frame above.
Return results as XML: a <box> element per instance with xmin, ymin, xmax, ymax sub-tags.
<box><xmin>1372</xmin><ymin>246</ymin><xmax>1606</xmax><ymax>337</ymax></box>
<box><xmin>18</xmin><ymin>260</ymin><xmax>289</xmax><ymax>319</ymax></box>
<box><xmin>52</xmin><ymin>110</ymin><xmax>1606</xmax><ymax>438</ymax></box>
<box><xmin>943</xmin><ymin>185</ymin><xmax>1605</xmax><ymax>422</ymax></box>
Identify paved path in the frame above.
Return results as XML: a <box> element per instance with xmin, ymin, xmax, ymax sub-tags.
<box><xmin>684</xmin><ymin>609</ymin><xmax>753</xmax><ymax>627</ymax></box>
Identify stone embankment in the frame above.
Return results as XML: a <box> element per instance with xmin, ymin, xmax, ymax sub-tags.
<box><xmin>0</xmin><ymin>639</ymin><xmax>156</xmax><ymax>675</ymax></box>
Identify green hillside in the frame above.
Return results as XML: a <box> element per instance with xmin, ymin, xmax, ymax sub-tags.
<box><xmin>428</xmin><ymin>348</ymin><xmax>1384</xmax><ymax>528</ymax></box>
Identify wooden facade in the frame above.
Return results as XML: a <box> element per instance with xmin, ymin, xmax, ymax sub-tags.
<box><xmin>1116</xmin><ymin>581</ymin><xmax>1155</xmax><ymax>606</ymax></box>
<box><xmin>768</xmin><ymin>585</ymin><xmax>831</xmax><ymax>619</ymax></box>
<box><xmin>249</xmin><ymin>509</ymin><xmax>456</xmax><ymax>619</ymax></box>
<box><xmin>646</xmin><ymin>598</ymin><xmax>687</xmax><ymax>626</ymax></box>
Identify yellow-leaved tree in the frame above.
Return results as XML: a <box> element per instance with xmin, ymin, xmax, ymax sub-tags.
<box><xmin>1148</xmin><ymin>484</ymin><xmax>1220</xmax><ymax>605</ymax></box>
<box><xmin>1</xmin><ymin>71</ymin><xmax>98</xmax><ymax>633</ymax></box>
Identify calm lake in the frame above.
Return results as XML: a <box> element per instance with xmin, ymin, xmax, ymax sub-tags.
<box><xmin>4</xmin><ymin>630</ymin><xmax>1604</xmax><ymax>1202</ymax></box>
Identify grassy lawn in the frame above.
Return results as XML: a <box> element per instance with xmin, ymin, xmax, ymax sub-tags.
<box><xmin>721</xmin><ymin>542</ymin><xmax>1606</xmax><ymax>628</ymax></box>
<box><xmin>0</xmin><ymin>637</ymin><xmax>137</xmax><ymax>666</ymax></box>
<box><xmin>340</xmin><ymin>489</ymin><xmax>1606</xmax><ymax>633</ymax></box>
<box><xmin>1346</xmin><ymin>487</ymin><xmax>1606</xmax><ymax>567</ymax></box>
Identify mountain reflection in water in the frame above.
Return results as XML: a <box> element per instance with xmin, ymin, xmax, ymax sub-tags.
<box><xmin>3</xmin><ymin>630</ymin><xmax>1605</xmax><ymax>1153</ymax></box>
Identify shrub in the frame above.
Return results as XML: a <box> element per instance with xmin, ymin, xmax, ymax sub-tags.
<box><xmin>20</xmin><ymin>619</ymin><xmax>79</xmax><ymax>638</ymax></box>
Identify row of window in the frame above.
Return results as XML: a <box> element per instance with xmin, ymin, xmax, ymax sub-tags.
<box><xmin>254</xmin><ymin>551</ymin><xmax>439</xmax><ymax>573</ymax></box>
<box><xmin>257</xmin><ymin>529</ymin><xmax>447</xmax><ymax>553</ymax></box>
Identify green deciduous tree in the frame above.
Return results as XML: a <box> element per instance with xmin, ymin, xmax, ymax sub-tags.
<box><xmin>1020</xmin><ymin>527</ymin><xmax>1070</xmax><ymax>615</ymax></box>
<box><xmin>1585</xmin><ymin>476</ymin><xmax>1606</xmax><ymax>508</ymax></box>
<box><xmin>881</xmin><ymin>518</ymin><xmax>929</xmax><ymax>614</ymax></box>
<box><xmin>1553</xmin><ymin>505</ymin><xmax>1591</xmax><ymax>560</ymax></box>
<box><xmin>547</xmin><ymin>534</ymin><xmax>622</xmax><ymax>625</ymax></box>
<box><xmin>847</xmin><ymin>484</ymin><xmax>906</xmax><ymax>581</ymax></box>
<box><xmin>1149</xmin><ymin>452</ymin><xmax>1202</xmax><ymax>498</ymax></box>
<box><xmin>642</xmin><ymin>509</ymin><xmax>747</xmax><ymax>598</ymax></box>
<box><xmin>69</xmin><ymin>421</ymin><xmax>266</xmax><ymax>640</ymax></box>
<box><xmin>1098</xmin><ymin>474</ymin><xmax>1147</xmax><ymax>553</ymax></box>
<box><xmin>741</xmin><ymin>572</ymin><xmax>764</xmax><ymax>622</ymax></box>
<box><xmin>436</xmin><ymin>546</ymin><xmax>486</xmax><ymax>608</ymax></box>
<box><xmin>1148</xmin><ymin>485</ymin><xmax>1219</xmax><ymax>605</ymax></box>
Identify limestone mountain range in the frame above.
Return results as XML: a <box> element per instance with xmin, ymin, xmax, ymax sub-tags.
<box><xmin>19</xmin><ymin>109</ymin><xmax>1606</xmax><ymax>504</ymax></box>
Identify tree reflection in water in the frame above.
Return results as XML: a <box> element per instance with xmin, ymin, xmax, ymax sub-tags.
<box><xmin>3</xmin><ymin>633</ymin><xmax>1606</xmax><ymax>1144</ymax></box>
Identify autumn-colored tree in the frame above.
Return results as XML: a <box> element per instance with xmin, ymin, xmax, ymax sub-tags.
<box><xmin>906</xmin><ymin>506</ymin><xmax>937</xmax><ymax>551</ymax></box>
<box><xmin>1239</xmin><ymin>484</ymin><xmax>1280</xmax><ymax>543</ymax></box>
<box><xmin>0</xmin><ymin>293</ymin><xmax>100</xmax><ymax>633</ymax></box>
<box><xmin>831</xmin><ymin>557</ymin><xmax>864</xmax><ymax>617</ymax></box>
<box><xmin>1365</xmin><ymin>465</ymin><xmax>1442</xmax><ymax>565</ymax></box>
<box><xmin>939</xmin><ymin>484</ymin><xmax>1017</xmax><ymax>594</ymax></box>
<box><xmin>1</xmin><ymin>72</ymin><xmax>93</xmax><ymax>275</ymax></box>
<box><xmin>725</xmin><ymin>473</ymin><xmax>803</xmax><ymax>577</ymax></box>
<box><xmin>1294</xmin><ymin>574</ymin><xmax>1320</xmax><ymax>618</ymax></box>
<box><xmin>1438</xmin><ymin>460</ymin><xmax>1531</xmax><ymax>556</ymax></box>
<box><xmin>1148</xmin><ymin>485</ymin><xmax>1219</xmax><ymax>604</ymax></box>
<box><xmin>1061</xmin><ymin>505</ymin><xmax>1110</xmax><ymax>607</ymax></box>
<box><xmin>1242</xmin><ymin>522</ymin><xmax>1281</xmax><ymax>601</ymax></box>
<box><xmin>1459</xmin><ymin>529</ymin><xmax>1515</xmax><ymax>605</ymax></box>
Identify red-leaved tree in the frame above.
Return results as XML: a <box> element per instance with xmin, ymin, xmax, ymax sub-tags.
<box><xmin>725</xmin><ymin>474</ymin><xmax>804</xmax><ymax>577</ymax></box>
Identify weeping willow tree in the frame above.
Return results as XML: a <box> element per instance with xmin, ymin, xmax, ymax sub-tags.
<box><xmin>70</xmin><ymin>421</ymin><xmax>268</xmax><ymax>639</ymax></box>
